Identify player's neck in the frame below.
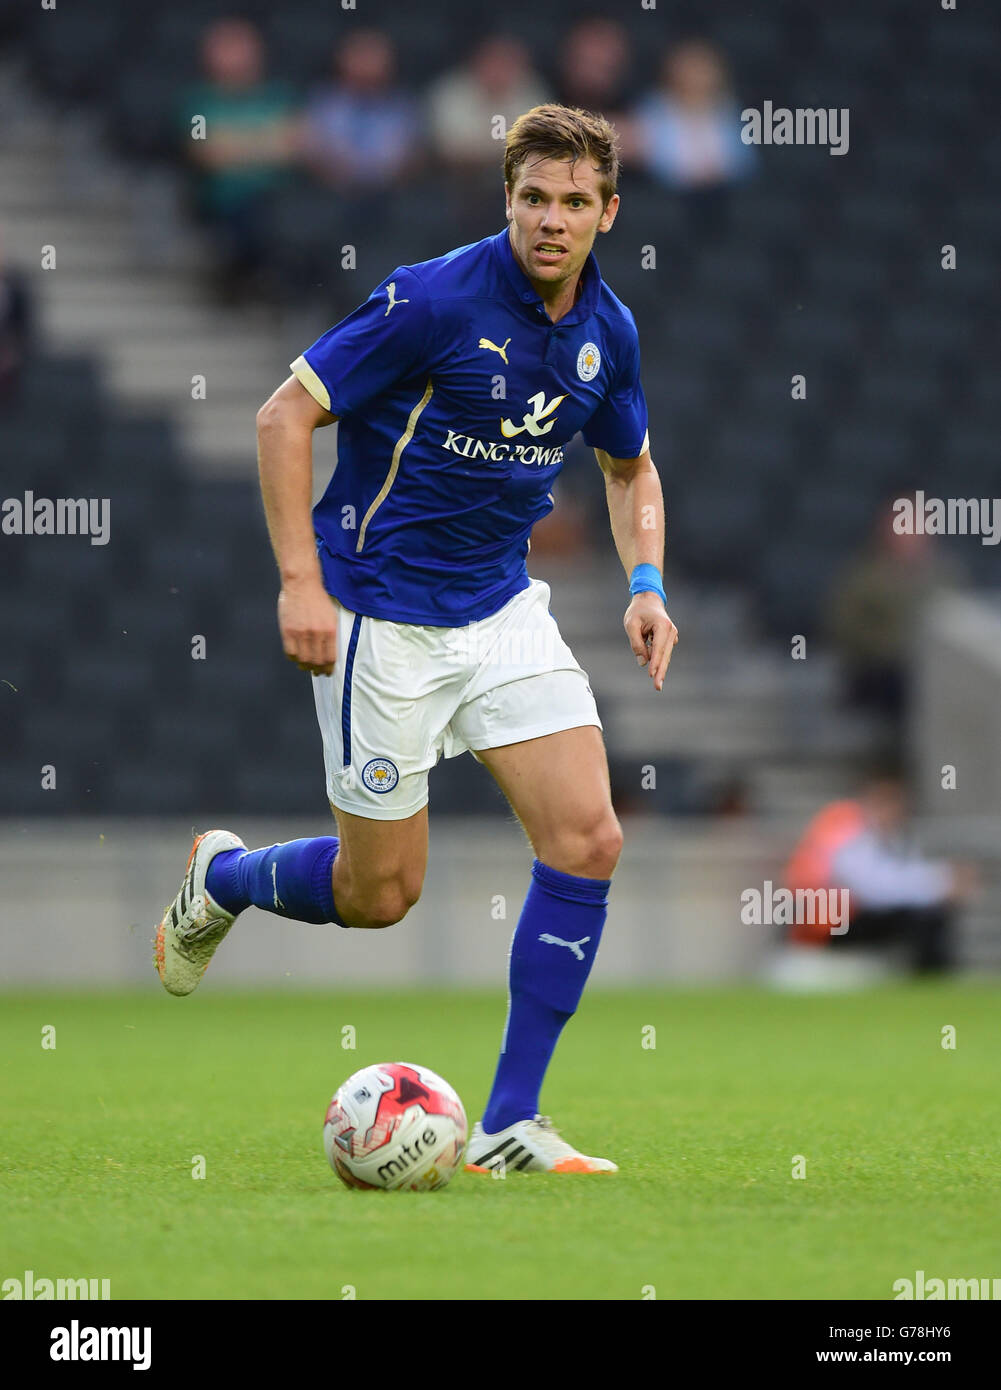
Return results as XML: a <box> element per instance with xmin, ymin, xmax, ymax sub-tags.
<box><xmin>524</xmin><ymin>267</ymin><xmax>584</xmax><ymax>324</ymax></box>
<box><xmin>537</xmin><ymin>273</ymin><xmax>583</xmax><ymax>324</ymax></box>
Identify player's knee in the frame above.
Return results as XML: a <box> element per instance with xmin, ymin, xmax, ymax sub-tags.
<box><xmin>544</xmin><ymin>813</ymin><xmax>622</xmax><ymax>880</ymax></box>
<box><xmin>378</xmin><ymin>880</ymin><xmax>422</xmax><ymax>927</ymax></box>
<box><xmin>585</xmin><ymin>815</ymin><xmax>623</xmax><ymax>878</ymax></box>
<box><xmin>346</xmin><ymin>875</ymin><xmax>422</xmax><ymax>930</ymax></box>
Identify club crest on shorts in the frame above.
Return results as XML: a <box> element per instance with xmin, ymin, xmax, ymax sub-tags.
<box><xmin>577</xmin><ymin>342</ymin><xmax>600</xmax><ymax>381</ymax></box>
<box><xmin>362</xmin><ymin>757</ymin><xmax>399</xmax><ymax>794</ymax></box>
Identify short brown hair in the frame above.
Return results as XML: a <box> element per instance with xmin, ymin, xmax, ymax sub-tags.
<box><xmin>504</xmin><ymin>103</ymin><xmax>620</xmax><ymax>205</ymax></box>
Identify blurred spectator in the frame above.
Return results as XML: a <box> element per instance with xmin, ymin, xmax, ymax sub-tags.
<box><xmin>631</xmin><ymin>39</ymin><xmax>756</xmax><ymax>239</ymax></box>
<box><xmin>826</xmin><ymin>499</ymin><xmax>964</xmax><ymax>723</ymax></box>
<box><xmin>555</xmin><ymin>18</ymin><xmax>632</xmax><ymax>124</ymax></box>
<box><xmin>428</xmin><ymin>36</ymin><xmax>549</xmax><ymax>186</ymax></box>
<box><xmin>301</xmin><ymin>30</ymin><xmax>421</xmax><ymax>199</ymax></box>
<box><xmin>783</xmin><ymin>760</ymin><xmax>976</xmax><ymax>973</ymax></box>
<box><xmin>0</xmin><ymin>232</ymin><xmax>31</xmax><ymax>408</ymax></box>
<box><xmin>426</xmin><ymin>36</ymin><xmax>550</xmax><ymax>239</ymax></box>
<box><xmin>179</xmin><ymin>18</ymin><xmax>300</xmax><ymax>303</ymax></box>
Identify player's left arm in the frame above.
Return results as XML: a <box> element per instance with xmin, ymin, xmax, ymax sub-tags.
<box><xmin>594</xmin><ymin>443</ymin><xmax>678</xmax><ymax>692</ymax></box>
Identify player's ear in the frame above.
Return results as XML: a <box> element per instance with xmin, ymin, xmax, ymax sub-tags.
<box><xmin>504</xmin><ymin>183</ymin><xmax>513</xmax><ymax>220</ymax></box>
<box><xmin>598</xmin><ymin>193</ymin><xmax>620</xmax><ymax>234</ymax></box>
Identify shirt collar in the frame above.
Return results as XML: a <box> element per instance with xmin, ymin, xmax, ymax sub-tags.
<box><xmin>492</xmin><ymin>226</ymin><xmax>601</xmax><ymax>326</ymax></box>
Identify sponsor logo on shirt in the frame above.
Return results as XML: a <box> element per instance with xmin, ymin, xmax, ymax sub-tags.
<box><xmin>441</xmin><ymin>430</ymin><xmax>563</xmax><ymax>468</ymax></box>
<box><xmin>500</xmin><ymin>391</ymin><xmax>568</xmax><ymax>438</ymax></box>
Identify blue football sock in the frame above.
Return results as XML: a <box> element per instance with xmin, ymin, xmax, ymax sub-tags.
<box><xmin>482</xmin><ymin>859</ymin><xmax>609</xmax><ymax>1134</ymax></box>
<box><xmin>205</xmin><ymin>838</ymin><xmax>343</xmax><ymax>924</ymax></box>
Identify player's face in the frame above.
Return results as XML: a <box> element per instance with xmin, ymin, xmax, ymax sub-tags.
<box><xmin>505</xmin><ymin>157</ymin><xmax>619</xmax><ymax>291</ymax></box>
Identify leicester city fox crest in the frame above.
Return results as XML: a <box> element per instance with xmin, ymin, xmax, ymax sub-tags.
<box><xmin>362</xmin><ymin>758</ymin><xmax>400</xmax><ymax>793</ymax></box>
<box><xmin>576</xmin><ymin>342</ymin><xmax>600</xmax><ymax>381</ymax></box>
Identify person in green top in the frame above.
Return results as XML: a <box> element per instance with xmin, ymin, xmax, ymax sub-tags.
<box><xmin>179</xmin><ymin>17</ymin><xmax>301</xmax><ymax>302</ymax></box>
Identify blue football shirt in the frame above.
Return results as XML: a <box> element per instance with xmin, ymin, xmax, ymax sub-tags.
<box><xmin>290</xmin><ymin>226</ymin><xmax>649</xmax><ymax>626</ymax></box>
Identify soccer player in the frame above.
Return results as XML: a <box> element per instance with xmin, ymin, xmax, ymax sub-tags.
<box><xmin>155</xmin><ymin>104</ymin><xmax>678</xmax><ymax>1174</ymax></box>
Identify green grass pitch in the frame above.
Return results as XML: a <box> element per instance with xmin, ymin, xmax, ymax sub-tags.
<box><xmin>2</xmin><ymin>984</ymin><xmax>998</xmax><ymax>1300</ymax></box>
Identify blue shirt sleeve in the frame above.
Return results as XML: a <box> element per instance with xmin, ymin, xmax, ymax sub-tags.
<box><xmin>289</xmin><ymin>266</ymin><xmax>432</xmax><ymax>417</ymax></box>
<box><xmin>580</xmin><ymin>326</ymin><xmax>650</xmax><ymax>458</ymax></box>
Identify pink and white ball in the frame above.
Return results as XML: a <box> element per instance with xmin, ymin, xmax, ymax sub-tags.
<box><xmin>323</xmin><ymin>1062</ymin><xmax>468</xmax><ymax>1191</ymax></box>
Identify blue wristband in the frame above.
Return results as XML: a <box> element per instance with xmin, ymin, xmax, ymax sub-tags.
<box><xmin>629</xmin><ymin>563</ymin><xmax>666</xmax><ymax>605</ymax></box>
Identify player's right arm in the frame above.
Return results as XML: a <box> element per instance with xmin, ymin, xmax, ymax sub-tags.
<box><xmin>266</xmin><ymin>265</ymin><xmax>431</xmax><ymax>674</ymax></box>
<box><xmin>256</xmin><ymin>374</ymin><xmax>339</xmax><ymax>676</ymax></box>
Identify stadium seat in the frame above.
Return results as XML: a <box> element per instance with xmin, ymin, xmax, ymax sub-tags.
<box><xmin>666</xmin><ymin>306</ymin><xmax>745</xmax><ymax>358</ymax></box>
<box><xmin>691</xmin><ymin>246</ymin><xmax>775</xmax><ymax>303</ymax></box>
<box><xmin>264</xmin><ymin>181</ymin><xmax>347</xmax><ymax>297</ymax></box>
<box><xmin>944</xmin><ymin>420</ymin><xmax>999</xmax><ymax>480</ymax></box>
<box><xmin>838</xmin><ymin>191</ymin><xmax>926</xmax><ymax>243</ymax></box>
<box><xmin>854</xmin><ymin>364</ymin><xmax>947</xmax><ymax>419</ymax></box>
<box><xmin>714</xmin><ymin>13</ymin><xmax>786</xmax><ymax>67</ymax></box>
<box><xmin>774</xmin><ymin>305</ymin><xmax>859</xmax><ymax>357</ymax></box>
<box><xmin>729</xmin><ymin>189</ymin><xmax>810</xmax><ymax>244</ymax></box>
<box><xmin>107</xmin><ymin>67</ymin><xmax>193</xmax><ymax>164</ymax></box>
<box><xmin>807</xmin><ymin>246</ymin><xmax>890</xmax><ymax>304</ymax></box>
<box><xmin>0</xmin><ymin>590</ymin><xmax>70</xmax><ymax>644</ymax></box>
<box><xmin>713</xmin><ymin>420</ymin><xmax>798</xmax><ymax>486</ymax></box>
<box><xmin>231</xmin><ymin>764</ymin><xmax>326</xmax><ymax>816</ymax></box>
<box><xmin>20</xmin><ymin>539</ymin><xmax>110</xmax><ymax>588</ymax></box>
<box><xmin>99</xmin><ymin>417</ymin><xmax>180</xmax><ymax>475</ymax></box>
<box><xmin>953</xmin><ymin>194</ymin><xmax>1001</xmax><ymax>238</ymax></box>
<box><xmin>27</xmin><ymin>9</ymin><xmax>123</xmax><ymax>103</ymax></box>
<box><xmin>816</xmin><ymin>16</ymin><xmax>894</xmax><ymax>67</ymax></box>
<box><xmin>144</xmin><ymin>530</ymin><xmax>233</xmax><ymax>591</ymax></box>
<box><xmin>106</xmin><ymin>762</ymin><xmax>199</xmax><ymax>814</ymax></box>
<box><xmin>756</xmin><ymin>541</ymin><xmax>845</xmax><ymax>637</ymax></box>
<box><xmin>827</xmin><ymin>419</ymin><xmax>911</xmax><ymax>482</ymax></box>
<box><xmin>674</xmin><ymin>485</ymin><xmax>767</xmax><ymax>582</ymax></box>
<box><xmin>0</xmin><ymin>418</ymin><xmax>73</xmax><ymax>474</ymax></box>
<box><xmin>790</xmin><ymin>486</ymin><xmax>881</xmax><ymax>541</ymax></box>
<box><xmin>887</xmin><ymin>304</ymin><xmax>971</xmax><ymax>357</ymax></box>
<box><xmin>21</xmin><ymin>700</ymin><xmax>119</xmax><ymax>752</ymax></box>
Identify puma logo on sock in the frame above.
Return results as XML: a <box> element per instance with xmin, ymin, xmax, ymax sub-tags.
<box><xmin>538</xmin><ymin>933</ymin><xmax>591</xmax><ymax>962</ymax></box>
<box><xmin>271</xmin><ymin>861</ymin><xmax>285</xmax><ymax>910</ymax></box>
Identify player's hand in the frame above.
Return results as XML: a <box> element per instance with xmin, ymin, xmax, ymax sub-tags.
<box><xmin>277</xmin><ymin>578</ymin><xmax>339</xmax><ymax>676</ymax></box>
<box><xmin>624</xmin><ymin>593</ymin><xmax>678</xmax><ymax>692</ymax></box>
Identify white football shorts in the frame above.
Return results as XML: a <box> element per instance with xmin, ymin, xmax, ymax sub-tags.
<box><xmin>312</xmin><ymin>577</ymin><xmax>602</xmax><ymax>820</ymax></box>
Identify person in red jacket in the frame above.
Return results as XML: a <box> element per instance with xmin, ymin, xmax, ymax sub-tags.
<box><xmin>782</xmin><ymin>762</ymin><xmax>975</xmax><ymax>972</ymax></box>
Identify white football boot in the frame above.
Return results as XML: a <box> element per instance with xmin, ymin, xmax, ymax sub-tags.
<box><xmin>154</xmin><ymin>829</ymin><xmax>246</xmax><ymax>996</ymax></box>
<box><xmin>464</xmin><ymin>1114</ymin><xmax>618</xmax><ymax>1175</ymax></box>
